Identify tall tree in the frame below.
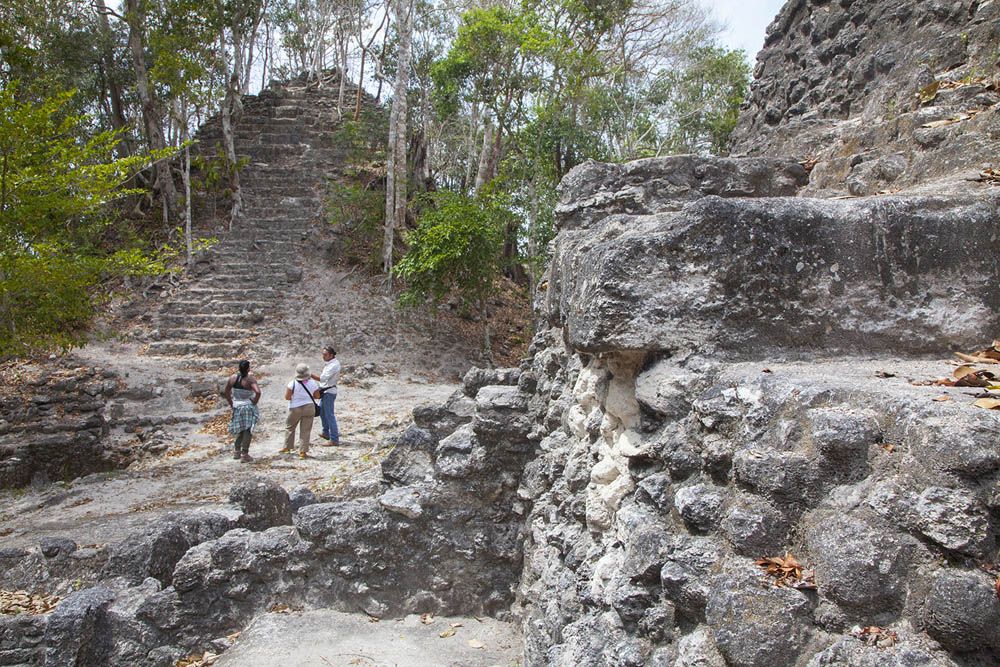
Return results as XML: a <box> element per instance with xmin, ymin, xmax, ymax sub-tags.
<box><xmin>123</xmin><ymin>0</ymin><xmax>179</xmax><ymax>224</ymax></box>
<box><xmin>382</xmin><ymin>0</ymin><xmax>413</xmax><ymax>281</ymax></box>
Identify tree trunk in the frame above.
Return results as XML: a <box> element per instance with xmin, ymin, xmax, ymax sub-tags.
<box><xmin>421</xmin><ymin>86</ymin><xmax>432</xmax><ymax>185</ymax></box>
<box><xmin>219</xmin><ymin>6</ymin><xmax>247</xmax><ymax>227</ymax></box>
<box><xmin>125</xmin><ymin>0</ymin><xmax>177</xmax><ymax>219</ymax></box>
<box><xmin>337</xmin><ymin>38</ymin><xmax>348</xmax><ymax>116</ymax></box>
<box><xmin>94</xmin><ymin>0</ymin><xmax>129</xmax><ymax>157</ymax></box>
<box><xmin>526</xmin><ymin>176</ymin><xmax>538</xmax><ymax>287</ymax></box>
<box><xmin>474</xmin><ymin>118</ymin><xmax>493</xmax><ymax>192</ymax></box>
<box><xmin>464</xmin><ymin>102</ymin><xmax>478</xmax><ymax>192</ymax></box>
<box><xmin>180</xmin><ymin>101</ymin><xmax>193</xmax><ymax>268</ymax></box>
<box><xmin>354</xmin><ymin>49</ymin><xmax>366</xmax><ymax>120</ymax></box>
<box><xmin>382</xmin><ymin>0</ymin><xmax>414</xmax><ymax>282</ymax></box>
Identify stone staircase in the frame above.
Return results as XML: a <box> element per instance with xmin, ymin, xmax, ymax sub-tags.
<box><xmin>143</xmin><ymin>72</ymin><xmax>376</xmax><ymax>368</ymax></box>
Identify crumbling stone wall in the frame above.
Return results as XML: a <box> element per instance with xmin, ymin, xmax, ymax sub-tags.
<box><xmin>509</xmin><ymin>155</ymin><xmax>1000</xmax><ymax>665</ymax></box>
<box><xmin>0</xmin><ymin>366</ymin><xmax>540</xmax><ymax>665</ymax></box>
<box><xmin>0</xmin><ymin>365</ymin><xmax>121</xmax><ymax>489</ymax></box>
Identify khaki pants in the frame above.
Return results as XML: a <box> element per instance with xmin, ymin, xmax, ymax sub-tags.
<box><xmin>285</xmin><ymin>404</ymin><xmax>314</xmax><ymax>453</ymax></box>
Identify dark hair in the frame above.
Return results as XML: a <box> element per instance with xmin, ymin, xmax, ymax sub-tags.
<box><xmin>323</xmin><ymin>346</ymin><xmax>336</xmax><ymax>356</ymax></box>
<box><xmin>237</xmin><ymin>360</ymin><xmax>250</xmax><ymax>379</ymax></box>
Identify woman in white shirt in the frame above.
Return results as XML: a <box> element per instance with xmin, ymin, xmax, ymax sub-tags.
<box><xmin>281</xmin><ymin>364</ymin><xmax>320</xmax><ymax>458</ymax></box>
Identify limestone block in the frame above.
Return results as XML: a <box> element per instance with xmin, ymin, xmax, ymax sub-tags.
<box><xmin>923</xmin><ymin>569</ymin><xmax>1000</xmax><ymax>653</ymax></box>
<box><xmin>378</xmin><ymin>485</ymin><xmax>423</xmax><ymax>520</ymax></box>
<box><xmin>915</xmin><ymin>486</ymin><xmax>991</xmax><ymax>557</ymax></box>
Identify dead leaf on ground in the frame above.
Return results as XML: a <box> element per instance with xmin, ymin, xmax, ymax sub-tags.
<box><xmin>955</xmin><ymin>351</ymin><xmax>1000</xmax><ymax>365</ymax></box>
<box><xmin>881</xmin><ymin>443</ymin><xmax>896</xmax><ymax>453</ymax></box>
<box><xmin>874</xmin><ymin>370</ymin><xmax>896</xmax><ymax>378</ymax></box>
<box><xmin>995</xmin><ymin>577</ymin><xmax>1000</xmax><ymax>599</ymax></box>
<box><xmin>439</xmin><ymin>628</ymin><xmax>457</xmax><ymax>638</ymax></box>
<box><xmin>176</xmin><ymin>652</ymin><xmax>219</xmax><ymax>667</ymax></box>
<box><xmin>975</xmin><ymin>167</ymin><xmax>1000</xmax><ymax>185</ymax></box>
<box><xmin>467</xmin><ymin>639</ymin><xmax>485</xmax><ymax>649</ymax></box>
<box><xmin>917</xmin><ymin>81</ymin><xmax>941</xmax><ymax>104</ymax></box>
<box><xmin>419</xmin><ymin>613</ymin><xmax>434</xmax><ymax>624</ymax></box>
<box><xmin>921</xmin><ymin>114</ymin><xmax>969</xmax><ymax>128</ymax></box>
<box><xmin>850</xmin><ymin>625</ymin><xmax>898</xmax><ymax>649</ymax></box>
<box><xmin>974</xmin><ymin>398</ymin><xmax>1000</xmax><ymax>410</ymax></box>
<box><xmin>0</xmin><ymin>590</ymin><xmax>62</xmax><ymax>615</ymax></box>
<box><xmin>932</xmin><ymin>395</ymin><xmax>953</xmax><ymax>402</ymax></box>
<box><xmin>755</xmin><ymin>553</ymin><xmax>816</xmax><ymax>589</ymax></box>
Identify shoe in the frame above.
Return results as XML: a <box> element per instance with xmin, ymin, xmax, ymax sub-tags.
<box><xmin>241</xmin><ymin>454</ymin><xmax>254</xmax><ymax>463</ymax></box>
<box><xmin>278</xmin><ymin>448</ymin><xmax>293</xmax><ymax>454</ymax></box>
<box><xmin>298</xmin><ymin>452</ymin><xmax>308</xmax><ymax>459</ymax></box>
<box><xmin>329</xmin><ymin>440</ymin><xmax>339</xmax><ymax>446</ymax></box>
<box><xmin>319</xmin><ymin>434</ymin><xmax>330</xmax><ymax>440</ymax></box>
<box><xmin>232</xmin><ymin>453</ymin><xmax>241</xmax><ymax>460</ymax></box>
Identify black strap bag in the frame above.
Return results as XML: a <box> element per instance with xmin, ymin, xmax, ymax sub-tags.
<box><xmin>298</xmin><ymin>380</ymin><xmax>321</xmax><ymax>417</ymax></box>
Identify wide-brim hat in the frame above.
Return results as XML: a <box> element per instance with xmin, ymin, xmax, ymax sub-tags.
<box><xmin>295</xmin><ymin>363</ymin><xmax>310</xmax><ymax>380</ymax></box>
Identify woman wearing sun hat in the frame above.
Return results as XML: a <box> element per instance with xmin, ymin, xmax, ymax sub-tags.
<box><xmin>281</xmin><ymin>363</ymin><xmax>320</xmax><ymax>458</ymax></box>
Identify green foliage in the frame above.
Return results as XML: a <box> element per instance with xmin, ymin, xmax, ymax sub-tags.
<box><xmin>431</xmin><ymin>6</ymin><xmax>551</xmax><ymax>129</ymax></box>
<box><xmin>394</xmin><ymin>192</ymin><xmax>513</xmax><ymax>309</ymax></box>
<box><xmin>0</xmin><ymin>83</ymin><xmax>171</xmax><ymax>355</ymax></box>
<box><xmin>0</xmin><ymin>1</ymin><xmax>115</xmax><ymax>122</ymax></box>
<box><xmin>326</xmin><ymin>108</ymin><xmax>389</xmax><ymax>272</ymax></box>
<box><xmin>660</xmin><ymin>46</ymin><xmax>751</xmax><ymax>155</ymax></box>
<box><xmin>326</xmin><ymin>181</ymin><xmax>384</xmax><ymax>271</ymax></box>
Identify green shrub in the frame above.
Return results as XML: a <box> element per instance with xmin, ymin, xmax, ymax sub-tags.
<box><xmin>394</xmin><ymin>192</ymin><xmax>512</xmax><ymax>310</ymax></box>
<box><xmin>326</xmin><ymin>181</ymin><xmax>384</xmax><ymax>271</ymax></box>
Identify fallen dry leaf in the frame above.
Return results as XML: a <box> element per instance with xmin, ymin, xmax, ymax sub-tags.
<box><xmin>995</xmin><ymin>577</ymin><xmax>1000</xmax><ymax>599</ymax></box>
<box><xmin>974</xmin><ymin>398</ymin><xmax>1000</xmax><ymax>410</ymax></box>
<box><xmin>920</xmin><ymin>113</ymin><xmax>971</xmax><ymax>128</ymax></box>
<box><xmin>0</xmin><ymin>590</ymin><xmax>62</xmax><ymax>615</ymax></box>
<box><xmin>439</xmin><ymin>628</ymin><xmax>457</xmax><ymax>638</ymax></box>
<box><xmin>881</xmin><ymin>443</ymin><xmax>895</xmax><ymax>454</ymax></box>
<box><xmin>850</xmin><ymin>625</ymin><xmax>898</xmax><ymax>649</ymax></box>
<box><xmin>874</xmin><ymin>370</ymin><xmax>896</xmax><ymax>378</ymax></box>
<box><xmin>755</xmin><ymin>553</ymin><xmax>816</xmax><ymax>589</ymax></box>
<box><xmin>955</xmin><ymin>352</ymin><xmax>1000</xmax><ymax>365</ymax></box>
<box><xmin>420</xmin><ymin>613</ymin><xmax>434</xmax><ymax>625</ymax></box>
<box><xmin>468</xmin><ymin>639</ymin><xmax>485</xmax><ymax>649</ymax></box>
<box><xmin>973</xmin><ymin>167</ymin><xmax>1000</xmax><ymax>186</ymax></box>
<box><xmin>932</xmin><ymin>395</ymin><xmax>952</xmax><ymax>402</ymax></box>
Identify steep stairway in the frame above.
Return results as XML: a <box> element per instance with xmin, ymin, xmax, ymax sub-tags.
<box><xmin>143</xmin><ymin>72</ymin><xmax>373</xmax><ymax>369</ymax></box>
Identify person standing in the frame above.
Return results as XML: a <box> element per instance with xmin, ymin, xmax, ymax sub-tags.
<box><xmin>311</xmin><ymin>345</ymin><xmax>341</xmax><ymax>445</ymax></box>
<box><xmin>224</xmin><ymin>360</ymin><xmax>261</xmax><ymax>462</ymax></box>
<box><xmin>282</xmin><ymin>363</ymin><xmax>319</xmax><ymax>458</ymax></box>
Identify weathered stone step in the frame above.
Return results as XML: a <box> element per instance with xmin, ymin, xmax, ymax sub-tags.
<box><xmin>157</xmin><ymin>313</ymin><xmax>257</xmax><ymax>327</ymax></box>
<box><xmin>161</xmin><ymin>300</ymin><xmax>274</xmax><ymax>315</ymax></box>
<box><xmin>0</xmin><ymin>414</ymin><xmax>105</xmax><ymax>435</ymax></box>
<box><xmin>155</xmin><ymin>326</ymin><xmax>248</xmax><ymax>340</ymax></box>
<box><xmin>146</xmin><ymin>340</ymin><xmax>245</xmax><ymax>357</ymax></box>
<box><xmin>184</xmin><ymin>287</ymin><xmax>279</xmax><ymax>299</ymax></box>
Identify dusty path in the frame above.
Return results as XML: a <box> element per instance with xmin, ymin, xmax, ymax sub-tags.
<box><xmin>214</xmin><ymin>611</ymin><xmax>522</xmax><ymax>667</ymax></box>
<box><xmin>0</xmin><ymin>266</ymin><xmax>478</xmax><ymax>547</ymax></box>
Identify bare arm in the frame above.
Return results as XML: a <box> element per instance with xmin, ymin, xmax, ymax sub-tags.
<box><xmin>249</xmin><ymin>377</ymin><xmax>262</xmax><ymax>405</ymax></box>
<box><xmin>284</xmin><ymin>386</ymin><xmax>293</xmax><ymax>401</ymax></box>
<box><xmin>223</xmin><ymin>376</ymin><xmax>235</xmax><ymax>407</ymax></box>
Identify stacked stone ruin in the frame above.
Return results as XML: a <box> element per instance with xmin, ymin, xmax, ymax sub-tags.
<box><xmin>144</xmin><ymin>71</ymin><xmax>367</xmax><ymax>368</ymax></box>
<box><xmin>0</xmin><ymin>73</ymin><xmax>370</xmax><ymax>494</ymax></box>
<box><xmin>3</xmin><ymin>1</ymin><xmax>1000</xmax><ymax>665</ymax></box>
<box><xmin>0</xmin><ymin>366</ymin><xmax>120</xmax><ymax>489</ymax></box>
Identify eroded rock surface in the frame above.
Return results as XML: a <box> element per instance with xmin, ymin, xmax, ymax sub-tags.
<box><xmin>731</xmin><ymin>0</ymin><xmax>1000</xmax><ymax>194</ymax></box>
